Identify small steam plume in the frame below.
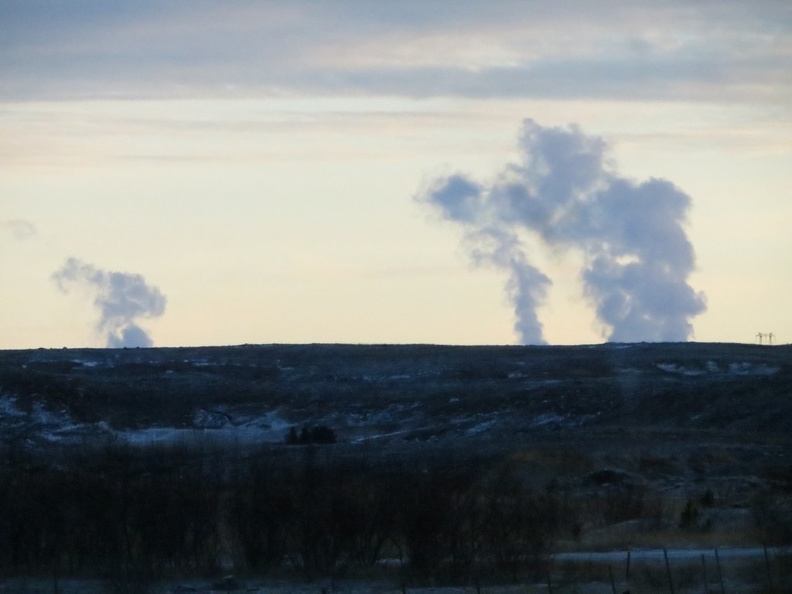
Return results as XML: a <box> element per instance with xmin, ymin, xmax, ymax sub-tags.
<box><xmin>52</xmin><ymin>257</ymin><xmax>167</xmax><ymax>348</ymax></box>
<box><xmin>417</xmin><ymin>118</ymin><xmax>706</xmax><ymax>344</ymax></box>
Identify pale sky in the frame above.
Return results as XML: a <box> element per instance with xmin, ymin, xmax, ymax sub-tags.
<box><xmin>1</xmin><ymin>0</ymin><xmax>790</xmax><ymax>348</ymax></box>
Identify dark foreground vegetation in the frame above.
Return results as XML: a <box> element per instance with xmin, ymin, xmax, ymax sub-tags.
<box><xmin>2</xmin><ymin>439</ymin><xmax>791</xmax><ymax>593</ymax></box>
<box><xmin>0</xmin><ymin>342</ymin><xmax>790</xmax><ymax>592</ymax></box>
<box><xmin>0</xmin><ymin>442</ymin><xmax>562</xmax><ymax>582</ymax></box>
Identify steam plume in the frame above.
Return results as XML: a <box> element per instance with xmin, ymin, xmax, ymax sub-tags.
<box><xmin>418</xmin><ymin>118</ymin><xmax>706</xmax><ymax>344</ymax></box>
<box><xmin>52</xmin><ymin>258</ymin><xmax>167</xmax><ymax>348</ymax></box>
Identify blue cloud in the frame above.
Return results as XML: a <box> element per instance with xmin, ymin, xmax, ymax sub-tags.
<box><xmin>1</xmin><ymin>1</ymin><xmax>788</xmax><ymax>103</ymax></box>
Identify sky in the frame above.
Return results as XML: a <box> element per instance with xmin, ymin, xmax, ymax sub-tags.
<box><xmin>1</xmin><ymin>0</ymin><xmax>791</xmax><ymax>349</ymax></box>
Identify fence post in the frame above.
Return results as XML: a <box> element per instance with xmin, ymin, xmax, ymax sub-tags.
<box><xmin>664</xmin><ymin>548</ymin><xmax>675</xmax><ymax>594</ymax></box>
<box><xmin>609</xmin><ymin>565</ymin><xmax>617</xmax><ymax>594</ymax></box>
<box><xmin>764</xmin><ymin>544</ymin><xmax>773</xmax><ymax>589</ymax></box>
<box><xmin>626</xmin><ymin>548</ymin><xmax>631</xmax><ymax>581</ymax></box>
<box><xmin>714</xmin><ymin>549</ymin><xmax>725</xmax><ymax>594</ymax></box>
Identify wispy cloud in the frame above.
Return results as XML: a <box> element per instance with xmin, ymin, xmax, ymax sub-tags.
<box><xmin>1</xmin><ymin>1</ymin><xmax>789</xmax><ymax>104</ymax></box>
<box><xmin>0</xmin><ymin>219</ymin><xmax>37</xmax><ymax>240</ymax></box>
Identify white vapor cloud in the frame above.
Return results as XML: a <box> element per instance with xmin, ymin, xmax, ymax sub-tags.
<box><xmin>418</xmin><ymin>118</ymin><xmax>707</xmax><ymax>344</ymax></box>
<box><xmin>52</xmin><ymin>258</ymin><xmax>166</xmax><ymax>348</ymax></box>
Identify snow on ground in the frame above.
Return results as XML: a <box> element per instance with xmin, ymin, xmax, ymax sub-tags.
<box><xmin>0</xmin><ymin>391</ymin><xmax>296</xmax><ymax>448</ymax></box>
<box><xmin>122</xmin><ymin>409</ymin><xmax>294</xmax><ymax>446</ymax></box>
<box><xmin>0</xmin><ymin>396</ymin><xmax>87</xmax><ymax>443</ymax></box>
<box><xmin>530</xmin><ymin>413</ymin><xmax>571</xmax><ymax>428</ymax></box>
<box><xmin>657</xmin><ymin>360</ymin><xmax>780</xmax><ymax>377</ymax></box>
<box><xmin>728</xmin><ymin>362</ymin><xmax>779</xmax><ymax>375</ymax></box>
<box><xmin>657</xmin><ymin>363</ymin><xmax>706</xmax><ymax>376</ymax></box>
<box><xmin>0</xmin><ymin>396</ymin><xmax>26</xmax><ymax>418</ymax></box>
<box><xmin>465</xmin><ymin>419</ymin><xmax>497</xmax><ymax>435</ymax></box>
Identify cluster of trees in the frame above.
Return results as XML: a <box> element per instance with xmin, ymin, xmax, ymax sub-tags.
<box><xmin>229</xmin><ymin>452</ymin><xmax>572</xmax><ymax>581</ymax></box>
<box><xmin>0</xmin><ymin>441</ymin><xmax>677</xmax><ymax>585</ymax></box>
<box><xmin>0</xmin><ymin>445</ymin><xmax>221</xmax><ymax>581</ymax></box>
<box><xmin>0</xmin><ymin>441</ymin><xmax>575</xmax><ymax>583</ymax></box>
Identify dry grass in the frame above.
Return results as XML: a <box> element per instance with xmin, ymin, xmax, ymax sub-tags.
<box><xmin>2</xmin><ymin>557</ymin><xmax>788</xmax><ymax>594</ymax></box>
<box><xmin>568</xmin><ymin>526</ymin><xmax>764</xmax><ymax>552</ymax></box>
<box><xmin>551</xmin><ymin>553</ymin><xmax>790</xmax><ymax>594</ymax></box>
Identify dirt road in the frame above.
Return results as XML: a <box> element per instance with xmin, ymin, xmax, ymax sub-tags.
<box><xmin>552</xmin><ymin>545</ymin><xmax>792</xmax><ymax>563</ymax></box>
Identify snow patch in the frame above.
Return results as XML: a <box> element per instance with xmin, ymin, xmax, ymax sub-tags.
<box><xmin>193</xmin><ymin>408</ymin><xmax>231</xmax><ymax>429</ymax></box>
<box><xmin>0</xmin><ymin>396</ymin><xmax>26</xmax><ymax>418</ymax></box>
<box><xmin>121</xmin><ymin>424</ymin><xmax>290</xmax><ymax>446</ymax></box>
<box><xmin>529</xmin><ymin>413</ymin><xmax>594</xmax><ymax>428</ymax></box>
<box><xmin>729</xmin><ymin>362</ymin><xmax>779</xmax><ymax>376</ymax></box>
<box><xmin>530</xmin><ymin>413</ymin><xmax>568</xmax><ymax>427</ymax></box>
<box><xmin>465</xmin><ymin>419</ymin><xmax>497</xmax><ymax>435</ymax></box>
<box><xmin>122</xmin><ymin>427</ymin><xmax>193</xmax><ymax>445</ymax></box>
<box><xmin>657</xmin><ymin>363</ymin><xmax>705</xmax><ymax>376</ymax></box>
<box><xmin>658</xmin><ymin>360</ymin><xmax>779</xmax><ymax>377</ymax></box>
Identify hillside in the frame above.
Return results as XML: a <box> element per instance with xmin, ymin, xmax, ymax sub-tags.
<box><xmin>0</xmin><ymin>342</ymin><xmax>790</xmax><ymax>590</ymax></box>
<box><xmin>1</xmin><ymin>342</ymin><xmax>790</xmax><ymax>448</ymax></box>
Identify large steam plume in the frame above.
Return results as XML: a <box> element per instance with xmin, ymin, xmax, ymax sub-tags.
<box><xmin>418</xmin><ymin>118</ymin><xmax>706</xmax><ymax>344</ymax></box>
<box><xmin>52</xmin><ymin>258</ymin><xmax>167</xmax><ymax>348</ymax></box>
